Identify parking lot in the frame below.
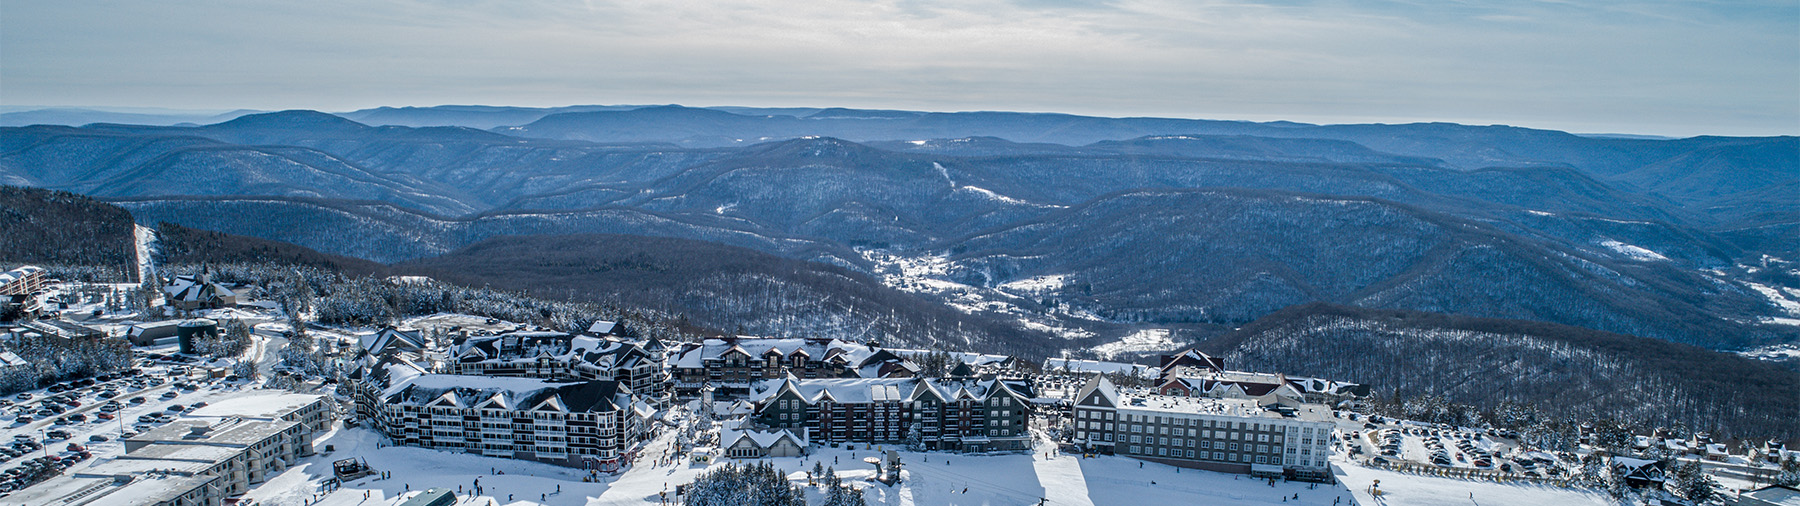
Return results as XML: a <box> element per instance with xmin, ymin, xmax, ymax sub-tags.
<box><xmin>1332</xmin><ymin>414</ymin><xmax>1573</xmax><ymax>480</ymax></box>
<box><xmin>0</xmin><ymin>352</ymin><xmax>259</xmax><ymax>495</ymax></box>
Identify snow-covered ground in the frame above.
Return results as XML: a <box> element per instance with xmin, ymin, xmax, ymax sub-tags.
<box><xmin>261</xmin><ymin>425</ymin><xmax>1363</xmax><ymax>506</ymax></box>
<box><xmin>859</xmin><ymin>250</ymin><xmax>1099</xmax><ymax>341</ymax></box>
<box><xmin>1335</xmin><ymin>460</ymin><xmax>1613</xmax><ymax>506</ymax></box>
<box><xmin>1740</xmin><ymin>342</ymin><xmax>1800</xmax><ymax>361</ymax></box>
<box><xmin>1595</xmin><ymin>239</ymin><xmax>1667</xmax><ymax>262</ymax></box>
<box><xmin>1090</xmin><ymin>329</ymin><xmax>1179</xmax><ymax>359</ymax></box>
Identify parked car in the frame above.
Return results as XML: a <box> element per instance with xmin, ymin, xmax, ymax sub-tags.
<box><xmin>128</xmin><ymin>396</ymin><xmax>146</xmax><ymax>404</ymax></box>
<box><xmin>87</xmin><ymin>435</ymin><xmax>108</xmax><ymax>443</ymax></box>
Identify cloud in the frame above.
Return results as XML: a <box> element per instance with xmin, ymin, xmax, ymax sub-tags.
<box><xmin>0</xmin><ymin>0</ymin><xmax>1793</xmax><ymax>136</ymax></box>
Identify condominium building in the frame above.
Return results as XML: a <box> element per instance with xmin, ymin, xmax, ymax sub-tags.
<box><xmin>15</xmin><ymin>394</ymin><xmax>332</xmax><ymax>506</ymax></box>
<box><xmin>441</xmin><ymin>331</ymin><xmax>670</xmax><ymax>401</ymax></box>
<box><xmin>1071</xmin><ymin>376</ymin><xmax>1335</xmax><ymax>481</ymax></box>
<box><xmin>748</xmin><ymin>375</ymin><xmax>1035</xmax><ymax>452</ymax></box>
<box><xmin>669</xmin><ymin>337</ymin><xmax>920</xmax><ymax>394</ymax></box>
<box><xmin>357</xmin><ymin>359</ymin><xmax>649</xmax><ymax>471</ymax></box>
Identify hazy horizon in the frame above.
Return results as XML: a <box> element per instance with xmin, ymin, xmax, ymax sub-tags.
<box><xmin>3</xmin><ymin>0</ymin><xmax>1795</xmax><ymax>138</ymax></box>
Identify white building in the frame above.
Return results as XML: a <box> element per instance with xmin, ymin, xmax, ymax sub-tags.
<box><xmin>1070</xmin><ymin>376</ymin><xmax>1335</xmax><ymax>481</ymax></box>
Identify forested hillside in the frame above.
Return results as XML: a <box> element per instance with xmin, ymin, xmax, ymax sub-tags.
<box><xmin>1203</xmin><ymin>303</ymin><xmax>1800</xmax><ymax>439</ymax></box>
<box><xmin>398</xmin><ymin>234</ymin><xmax>1071</xmax><ymax>357</ymax></box>
<box><xmin>0</xmin><ymin>186</ymin><xmax>136</xmax><ymax>278</ymax></box>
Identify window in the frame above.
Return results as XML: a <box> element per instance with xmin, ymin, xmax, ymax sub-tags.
<box><xmin>1077</xmin><ymin>430</ymin><xmax>1086</xmax><ymax>439</ymax></box>
<box><xmin>1130</xmin><ymin>445</ymin><xmax>1140</xmax><ymax>454</ymax></box>
<box><xmin>1186</xmin><ymin>450</ymin><xmax>1195</xmax><ymax>458</ymax></box>
<box><xmin>1158</xmin><ymin>447</ymin><xmax>1167</xmax><ymax>456</ymax></box>
<box><xmin>1130</xmin><ymin>435</ymin><xmax>1140</xmax><ymax>443</ymax></box>
<box><xmin>1159</xmin><ymin>437</ymin><xmax>1168</xmax><ymax>445</ymax></box>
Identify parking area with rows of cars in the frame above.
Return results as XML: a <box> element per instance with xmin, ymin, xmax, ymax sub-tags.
<box><xmin>0</xmin><ymin>351</ymin><xmax>258</xmax><ymax>496</ymax></box>
<box><xmin>1333</xmin><ymin>413</ymin><xmax>1574</xmax><ymax>479</ymax></box>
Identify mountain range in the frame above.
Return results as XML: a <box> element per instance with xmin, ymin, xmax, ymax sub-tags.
<box><xmin>2</xmin><ymin>105</ymin><xmax>1795</xmax><ymax>357</ymax></box>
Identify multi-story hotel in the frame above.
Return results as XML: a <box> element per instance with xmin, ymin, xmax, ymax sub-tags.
<box><xmin>748</xmin><ymin>375</ymin><xmax>1035</xmax><ymax>452</ymax></box>
<box><xmin>669</xmin><ymin>337</ymin><xmax>921</xmax><ymax>394</ymax></box>
<box><xmin>14</xmin><ymin>394</ymin><xmax>332</xmax><ymax>506</ymax></box>
<box><xmin>356</xmin><ymin>358</ymin><xmax>649</xmax><ymax>471</ymax></box>
<box><xmin>1071</xmin><ymin>376</ymin><xmax>1335</xmax><ymax>481</ymax></box>
<box><xmin>441</xmin><ymin>331</ymin><xmax>670</xmax><ymax>401</ymax></box>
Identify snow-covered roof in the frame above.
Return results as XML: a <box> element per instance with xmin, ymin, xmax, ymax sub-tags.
<box><xmin>677</xmin><ymin>337</ymin><xmax>883</xmax><ymax>367</ymax></box>
<box><xmin>1114</xmin><ymin>392</ymin><xmax>1289</xmax><ymax>420</ymax></box>
<box><xmin>163</xmin><ymin>275</ymin><xmax>235</xmax><ymax>302</ymax></box>
<box><xmin>451</xmin><ymin>331</ymin><xmax>653</xmax><ymax>370</ymax></box>
<box><xmin>363</xmin><ymin>327</ymin><xmax>426</xmax><ymax>354</ymax></box>
<box><xmin>586</xmin><ymin>320</ymin><xmax>619</xmax><ymax>335</ymax></box>
<box><xmin>1043</xmin><ymin>358</ymin><xmax>1157</xmax><ymax>378</ymax></box>
<box><xmin>748</xmin><ymin>376</ymin><xmax>1026</xmax><ymax>405</ymax></box>
<box><xmin>384</xmin><ymin>373</ymin><xmax>630</xmax><ymax>413</ymax></box>
<box><xmin>721</xmin><ymin>424</ymin><xmax>806</xmax><ymax>450</ymax></box>
<box><xmin>0</xmin><ymin>266</ymin><xmax>43</xmax><ymax>285</ymax></box>
<box><xmin>889</xmin><ymin>348</ymin><xmax>1015</xmax><ymax>368</ymax></box>
<box><xmin>185</xmin><ymin>393</ymin><xmax>324</xmax><ymax>420</ymax></box>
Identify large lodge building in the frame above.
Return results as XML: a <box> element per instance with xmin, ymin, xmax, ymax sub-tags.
<box><xmin>747</xmin><ymin>372</ymin><xmax>1035</xmax><ymax>452</ymax></box>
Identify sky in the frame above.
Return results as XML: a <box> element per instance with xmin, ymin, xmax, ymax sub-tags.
<box><xmin>1</xmin><ymin>0</ymin><xmax>1795</xmax><ymax>137</ymax></box>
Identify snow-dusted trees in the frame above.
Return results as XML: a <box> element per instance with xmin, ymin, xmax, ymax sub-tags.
<box><xmin>905</xmin><ymin>423</ymin><xmax>925</xmax><ymax>452</ymax></box>
<box><xmin>682</xmin><ymin>461</ymin><xmax>805</xmax><ymax>506</ymax></box>
<box><xmin>164</xmin><ymin>262</ymin><xmax>696</xmax><ymax>344</ymax></box>
<box><xmin>0</xmin><ymin>333</ymin><xmax>131</xmax><ymax>394</ymax></box>
<box><xmin>1774</xmin><ymin>457</ymin><xmax>1800</xmax><ymax>487</ymax></box>
<box><xmin>192</xmin><ymin>319</ymin><xmax>253</xmax><ymax>359</ymax></box>
<box><xmin>1670</xmin><ymin>461</ymin><xmax>1718</xmax><ymax>503</ymax></box>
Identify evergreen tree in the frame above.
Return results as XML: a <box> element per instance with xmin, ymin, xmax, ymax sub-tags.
<box><xmin>1773</xmin><ymin>457</ymin><xmax>1800</xmax><ymax>487</ymax></box>
<box><xmin>1671</xmin><ymin>460</ymin><xmax>1717</xmax><ymax>503</ymax></box>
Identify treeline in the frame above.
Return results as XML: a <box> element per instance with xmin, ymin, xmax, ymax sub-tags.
<box><xmin>1204</xmin><ymin>303</ymin><xmax>1800</xmax><ymax>440</ymax></box>
<box><xmin>0</xmin><ymin>185</ymin><xmax>137</xmax><ymax>279</ymax></box>
<box><xmin>155</xmin><ymin>222</ymin><xmax>390</xmax><ymax>277</ymax></box>
<box><xmin>164</xmin><ymin>262</ymin><xmax>700</xmax><ymax>344</ymax></box>
<box><xmin>397</xmin><ymin>234</ymin><xmax>1064</xmax><ymax>358</ymax></box>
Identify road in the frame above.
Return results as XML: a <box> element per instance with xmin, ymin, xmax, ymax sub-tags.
<box><xmin>254</xmin><ymin>327</ymin><xmax>289</xmax><ymax>379</ymax></box>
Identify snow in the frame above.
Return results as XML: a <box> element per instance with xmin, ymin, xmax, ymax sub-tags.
<box><xmin>997</xmin><ymin>274</ymin><xmax>1067</xmax><ymax>295</ymax></box>
<box><xmin>1334</xmin><ymin>460</ymin><xmax>1613</xmax><ymax>506</ymax></box>
<box><xmin>1525</xmin><ymin>210</ymin><xmax>1554</xmax><ymax>217</ymax></box>
<box><xmin>1596</xmin><ymin>239</ymin><xmax>1668</xmax><ymax>262</ymax></box>
<box><xmin>185</xmin><ymin>392</ymin><xmax>322</xmax><ymax>420</ymax></box>
<box><xmin>1091</xmin><ymin>329</ymin><xmax>1179</xmax><ymax>359</ymax></box>
<box><xmin>284</xmin><ymin>426</ymin><xmax>1364</xmax><ymax>506</ymax></box>
<box><xmin>1743</xmin><ymin>280</ymin><xmax>1800</xmax><ymax>316</ymax></box>
<box><xmin>1042</xmin><ymin>358</ymin><xmax>1158</xmax><ymax>378</ymax></box>
<box><xmin>1739</xmin><ymin>342</ymin><xmax>1800</xmax><ymax>361</ymax></box>
<box><xmin>135</xmin><ymin>223</ymin><xmax>158</xmax><ymax>284</ymax></box>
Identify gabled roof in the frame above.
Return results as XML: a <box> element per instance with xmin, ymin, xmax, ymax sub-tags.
<box><xmin>1075</xmin><ymin>375</ymin><xmax>1120</xmax><ymax>407</ymax></box>
<box><xmin>1159</xmin><ymin>349</ymin><xmax>1225</xmax><ymax>375</ymax></box>
<box><xmin>383</xmin><ymin>374</ymin><xmax>630</xmax><ymax>414</ymax></box>
<box><xmin>363</xmin><ymin>327</ymin><xmax>426</xmax><ymax>355</ymax></box>
<box><xmin>585</xmin><ymin>320</ymin><xmax>619</xmax><ymax>336</ymax></box>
